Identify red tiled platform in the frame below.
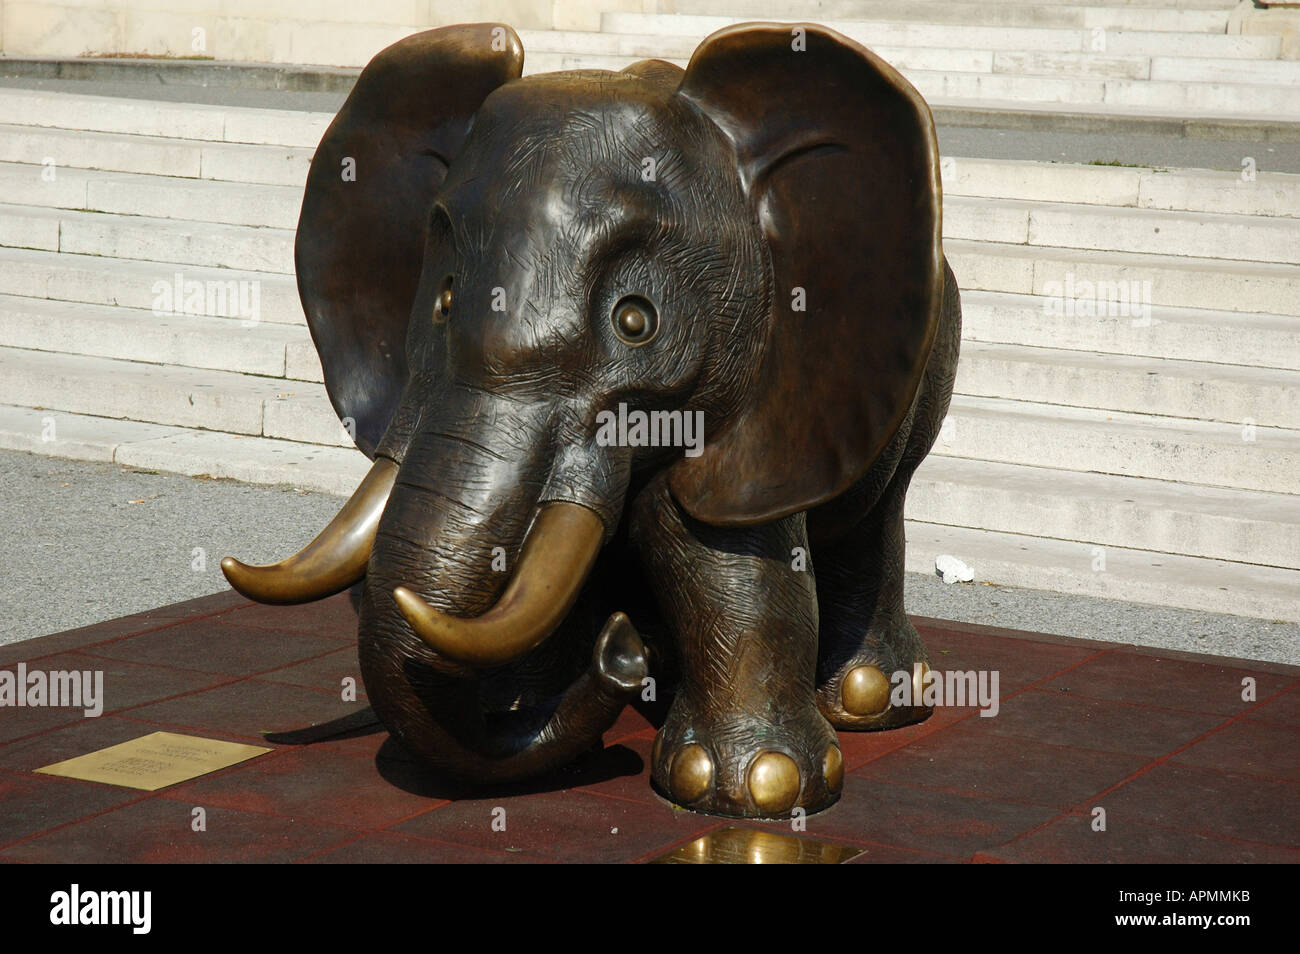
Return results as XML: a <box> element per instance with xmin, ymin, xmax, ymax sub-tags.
<box><xmin>0</xmin><ymin>593</ymin><xmax>1295</xmax><ymax>863</ymax></box>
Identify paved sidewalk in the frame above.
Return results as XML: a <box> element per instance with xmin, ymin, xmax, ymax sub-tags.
<box><xmin>0</xmin><ymin>450</ymin><xmax>341</xmax><ymax>645</ymax></box>
<box><xmin>0</xmin><ymin>589</ymin><xmax>1293</xmax><ymax>863</ymax></box>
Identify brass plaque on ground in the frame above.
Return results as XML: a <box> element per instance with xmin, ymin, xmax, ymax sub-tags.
<box><xmin>650</xmin><ymin>827</ymin><xmax>863</xmax><ymax>864</ymax></box>
<box><xmin>35</xmin><ymin>731</ymin><xmax>271</xmax><ymax>791</ymax></box>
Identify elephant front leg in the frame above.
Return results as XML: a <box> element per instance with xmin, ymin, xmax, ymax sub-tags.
<box><xmin>814</xmin><ymin>471</ymin><xmax>933</xmax><ymax>731</ymax></box>
<box><xmin>630</xmin><ymin>475</ymin><xmax>840</xmax><ymax>818</ymax></box>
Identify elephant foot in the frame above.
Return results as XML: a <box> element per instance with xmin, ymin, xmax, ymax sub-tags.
<box><xmin>816</xmin><ymin>622</ymin><xmax>934</xmax><ymax>731</ymax></box>
<box><xmin>651</xmin><ymin>704</ymin><xmax>841</xmax><ymax>819</ymax></box>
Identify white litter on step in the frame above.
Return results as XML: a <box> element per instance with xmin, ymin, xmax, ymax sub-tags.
<box><xmin>935</xmin><ymin>555</ymin><xmax>974</xmax><ymax>585</ymax></box>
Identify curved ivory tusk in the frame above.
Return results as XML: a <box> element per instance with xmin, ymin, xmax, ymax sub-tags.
<box><xmin>221</xmin><ymin>457</ymin><xmax>398</xmax><ymax>605</ymax></box>
<box><xmin>393</xmin><ymin>501</ymin><xmax>605</xmax><ymax>666</ymax></box>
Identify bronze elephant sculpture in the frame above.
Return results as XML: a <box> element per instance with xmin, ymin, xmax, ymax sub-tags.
<box><xmin>223</xmin><ymin>21</ymin><xmax>962</xmax><ymax>819</ymax></box>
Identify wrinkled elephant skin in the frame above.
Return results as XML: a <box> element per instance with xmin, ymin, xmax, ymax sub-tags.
<box><xmin>223</xmin><ymin>21</ymin><xmax>962</xmax><ymax>819</ymax></box>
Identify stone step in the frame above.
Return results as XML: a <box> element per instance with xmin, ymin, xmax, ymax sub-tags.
<box><xmin>1019</xmin><ymin>51</ymin><xmax>1300</xmax><ymax>86</ymax></box>
<box><xmin>981</xmin><ymin>50</ymin><xmax>1148</xmax><ymax>82</ymax></box>
<box><xmin>946</xmin><ymin>241</ymin><xmax>1300</xmax><ymax>318</ymax></box>
<box><xmin>527</xmin><ymin>30</ymin><xmax>1300</xmax><ymax>85</ymax></box>
<box><xmin>174</xmin><ymin>0</ymin><xmax>439</xmax><ymax>25</ymax></box>
<box><xmin>0</xmin><ymin>203</ymin><xmax>296</xmax><ymax>274</ymax></box>
<box><xmin>0</xmin><ymin>122</ymin><xmax>314</xmax><ymax>186</ymax></box>
<box><xmin>7</xmin><ymin>112</ymin><xmax>1298</xmax><ymax>224</ymax></box>
<box><xmin>527</xmin><ymin>30</ymin><xmax>1092</xmax><ymax>76</ymax></box>
<box><xmin>960</xmin><ymin>290</ymin><xmax>1300</xmax><ymax>372</ymax></box>
<box><xmin>909</xmin><ymin>71</ymin><xmax>1298</xmax><ymax>118</ymax></box>
<box><xmin>0</xmin><ymin>162</ymin><xmax>302</xmax><ymax>229</ymax></box>
<box><xmin>903</xmin><ymin>520</ymin><xmax>1300</xmax><ymax>622</ymax></box>
<box><xmin>946</xmin><ymin>195</ymin><xmax>1300</xmax><ymax>265</ymax></box>
<box><xmin>10</xmin><ymin>131</ymin><xmax>1300</xmax><ymax>228</ymax></box>
<box><xmin>24</xmin><ymin>283</ymin><xmax>1291</xmax><ymax>422</ymax></box>
<box><xmin>523</xmin><ymin>51</ymin><xmax>687</xmax><ymax>75</ymax></box>
<box><xmin>521</xmin><ymin>50</ymin><xmax>1298</xmax><ymax>117</ymax></box>
<box><xmin>930</xmin><ymin>100</ymin><xmax>1300</xmax><ymax>142</ymax></box>
<box><xmin>0</xmin><ymin>247</ymin><xmax>305</xmax><ymax>325</ymax></box>
<box><xmin>918</xmin><ymin>0</ymin><xmax>1238</xmax><ymax>7</ymax></box>
<box><xmin>1150</xmin><ymin>56</ymin><xmax>1300</xmax><ymax>88</ymax></box>
<box><xmin>13</xmin><ymin>7</ymin><xmax>1230</xmax><ymax>66</ymax></box>
<box><xmin>96</xmin><ymin>19</ymin><xmax>417</xmax><ymax>68</ymax></box>
<box><xmin>1084</xmin><ymin>32</ymin><xmax>1281</xmax><ymax>60</ymax></box>
<box><xmin>955</xmin><ymin>341</ymin><xmax>1300</xmax><ymax>429</ymax></box>
<box><xmin>0</xmin><ymin>346</ymin><xmax>350</xmax><ymax>446</ymax></box>
<box><xmin>523</xmin><ymin>30</ymin><xmax>999</xmax><ymax>74</ymax></box>
<box><xmin>942</xmin><ymin>158</ymin><xmax>1300</xmax><ymax>220</ymax></box>
<box><xmin>0</xmin><ymin>88</ymin><xmax>329</xmax><ymax>148</ymax></box>
<box><xmin>0</xmin><ymin>122</ymin><xmax>204</xmax><ymax>178</ymax></box>
<box><xmin>521</xmin><ymin>29</ymin><xmax>697</xmax><ymax>60</ymax></box>
<box><xmin>196</xmin><ymin>139</ymin><xmax>314</xmax><ymax>188</ymax></box>
<box><xmin>937</xmin><ymin>394</ymin><xmax>1299</xmax><ymax>495</ymax></box>
<box><xmin>0</xmin><ymin>294</ymin><xmax>321</xmax><ymax>381</ymax></box>
<box><xmin>11</xmin><ymin>118</ymin><xmax>1298</xmax><ymax>227</ymax></box>
<box><xmin>657</xmin><ymin>2</ymin><xmax>1234</xmax><ymax>31</ymax></box>
<box><xmin>12</xmin><ymin>276</ymin><xmax>1293</xmax><ymax>411</ymax></box>
<box><xmin>0</xmin><ymin>403</ymin><xmax>367</xmax><ymax>497</ymax></box>
<box><xmin>909</xmin><ymin>455</ymin><xmax>1300</xmax><ymax>571</ymax></box>
<box><xmin>11</xmin><ymin>339</ymin><xmax>1291</xmax><ymax>494</ymax></box>
<box><xmin>12</xmin><ymin>192</ymin><xmax>1292</xmax><ymax>289</ymax></box>
<box><xmin>602</xmin><ymin>14</ymin><xmax>1283</xmax><ymax>59</ymax></box>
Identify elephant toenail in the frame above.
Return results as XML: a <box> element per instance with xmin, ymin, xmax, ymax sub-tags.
<box><xmin>747</xmin><ymin>751</ymin><xmax>801</xmax><ymax>815</ymax></box>
<box><xmin>842</xmin><ymin>665</ymin><xmax>891</xmax><ymax>715</ymax></box>
<box><xmin>912</xmin><ymin>661</ymin><xmax>932</xmax><ymax>707</ymax></box>
<box><xmin>670</xmin><ymin>743</ymin><xmax>713</xmax><ymax>803</ymax></box>
<box><xmin>823</xmin><ymin>745</ymin><xmax>844</xmax><ymax>794</ymax></box>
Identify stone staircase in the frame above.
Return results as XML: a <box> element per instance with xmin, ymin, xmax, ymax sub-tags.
<box><xmin>916</xmin><ymin>147</ymin><xmax>1300</xmax><ymax>619</ymax></box>
<box><xmin>9</xmin><ymin>0</ymin><xmax>1299</xmax><ymax>116</ymax></box>
<box><xmin>0</xmin><ymin>87</ymin><xmax>366</xmax><ymax>493</ymax></box>
<box><xmin>1</xmin><ymin>4</ymin><xmax>1297</xmax><ymax>623</ymax></box>
<box><xmin>526</xmin><ymin>6</ymin><xmax>1300</xmax><ymax>119</ymax></box>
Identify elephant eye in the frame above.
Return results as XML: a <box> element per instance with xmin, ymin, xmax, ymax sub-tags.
<box><xmin>611</xmin><ymin>295</ymin><xmax>659</xmax><ymax>346</ymax></box>
<box><xmin>434</xmin><ymin>275</ymin><xmax>453</xmax><ymax>323</ymax></box>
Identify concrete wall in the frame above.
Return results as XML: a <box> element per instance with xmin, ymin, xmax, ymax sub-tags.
<box><xmin>0</xmin><ymin>0</ymin><xmax>660</xmax><ymax>64</ymax></box>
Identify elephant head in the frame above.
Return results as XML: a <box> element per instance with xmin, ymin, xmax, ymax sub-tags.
<box><xmin>223</xmin><ymin>22</ymin><xmax>948</xmax><ymax>812</ymax></box>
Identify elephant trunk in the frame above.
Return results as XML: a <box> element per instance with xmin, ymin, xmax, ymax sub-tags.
<box><xmin>393</xmin><ymin>501</ymin><xmax>604</xmax><ymax>666</ymax></box>
<box><xmin>358</xmin><ymin>389</ymin><xmax>643</xmax><ymax>782</ymax></box>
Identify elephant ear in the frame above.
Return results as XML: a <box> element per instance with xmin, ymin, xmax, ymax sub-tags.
<box><xmin>669</xmin><ymin>23</ymin><xmax>943</xmax><ymax>525</ymax></box>
<box><xmin>296</xmin><ymin>24</ymin><xmax>523</xmax><ymax>457</ymax></box>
